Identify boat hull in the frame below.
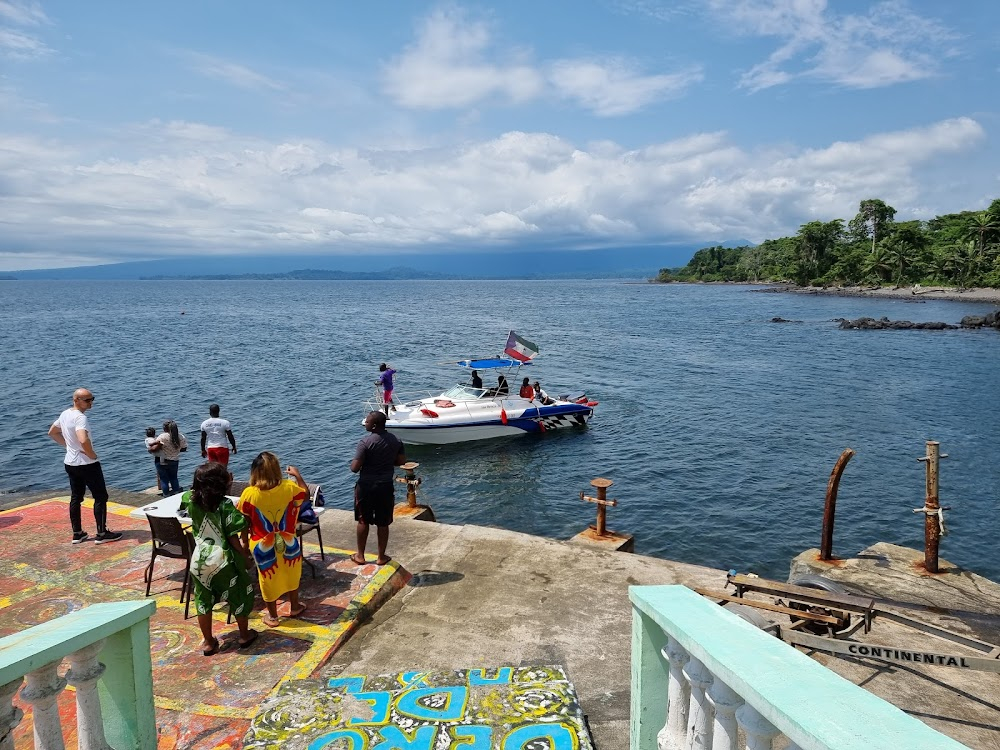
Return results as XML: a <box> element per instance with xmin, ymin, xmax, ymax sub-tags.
<box><xmin>385</xmin><ymin>403</ymin><xmax>593</xmax><ymax>445</ymax></box>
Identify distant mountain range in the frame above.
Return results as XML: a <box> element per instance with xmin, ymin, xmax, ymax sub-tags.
<box><xmin>7</xmin><ymin>241</ymin><xmax>754</xmax><ymax>280</ymax></box>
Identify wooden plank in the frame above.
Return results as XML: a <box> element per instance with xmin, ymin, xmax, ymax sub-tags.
<box><xmin>693</xmin><ymin>588</ymin><xmax>843</xmax><ymax>625</ymax></box>
<box><xmin>730</xmin><ymin>575</ymin><xmax>876</xmax><ymax>613</ymax></box>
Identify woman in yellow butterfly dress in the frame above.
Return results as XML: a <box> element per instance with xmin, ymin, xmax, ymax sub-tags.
<box><xmin>238</xmin><ymin>451</ymin><xmax>309</xmax><ymax>628</ymax></box>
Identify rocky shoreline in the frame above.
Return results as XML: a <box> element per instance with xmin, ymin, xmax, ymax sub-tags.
<box><xmin>756</xmin><ymin>283</ymin><xmax>1000</xmax><ymax>305</ymax></box>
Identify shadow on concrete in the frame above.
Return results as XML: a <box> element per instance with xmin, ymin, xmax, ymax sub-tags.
<box><xmin>407</xmin><ymin>570</ymin><xmax>465</xmax><ymax>587</ymax></box>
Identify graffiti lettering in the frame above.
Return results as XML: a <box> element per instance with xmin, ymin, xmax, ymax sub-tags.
<box><xmin>396</xmin><ymin>685</ymin><xmax>468</xmax><ymax>722</ymax></box>
<box><xmin>503</xmin><ymin>722</ymin><xmax>579</xmax><ymax>750</ymax></box>
<box><xmin>450</xmin><ymin>725</ymin><xmax>493</xmax><ymax>748</ymax></box>
<box><xmin>346</xmin><ymin>691</ymin><xmax>392</xmax><ymax>725</ymax></box>
<box><xmin>469</xmin><ymin>667</ymin><xmax>514</xmax><ymax>685</ymax></box>
<box><xmin>372</xmin><ymin>725</ymin><xmax>438</xmax><ymax>750</ymax></box>
<box><xmin>308</xmin><ymin>728</ymin><xmax>366</xmax><ymax>750</ymax></box>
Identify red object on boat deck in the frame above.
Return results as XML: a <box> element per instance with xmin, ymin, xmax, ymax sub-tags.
<box><xmin>420</xmin><ymin>408</ymin><xmax>439</xmax><ymax>418</ymax></box>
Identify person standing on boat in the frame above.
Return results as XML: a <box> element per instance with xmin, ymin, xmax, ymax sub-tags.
<box><xmin>200</xmin><ymin>403</ymin><xmax>237</xmax><ymax>466</ymax></box>
<box><xmin>519</xmin><ymin>377</ymin><xmax>534</xmax><ymax>399</ymax></box>
<box><xmin>350</xmin><ymin>411</ymin><xmax>406</xmax><ymax>566</ymax></box>
<box><xmin>47</xmin><ymin>388</ymin><xmax>122</xmax><ymax>544</ymax></box>
<box><xmin>471</xmin><ymin>370</ymin><xmax>483</xmax><ymax>390</ymax></box>
<box><xmin>376</xmin><ymin>363</ymin><xmax>396</xmax><ymax>416</ymax></box>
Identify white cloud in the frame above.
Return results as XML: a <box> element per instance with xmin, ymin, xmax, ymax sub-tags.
<box><xmin>709</xmin><ymin>0</ymin><xmax>955</xmax><ymax>91</ymax></box>
<box><xmin>549</xmin><ymin>58</ymin><xmax>703</xmax><ymax>116</ymax></box>
<box><xmin>0</xmin><ymin>0</ymin><xmax>47</xmax><ymax>26</ymax></box>
<box><xmin>182</xmin><ymin>51</ymin><xmax>285</xmax><ymax>91</ymax></box>
<box><xmin>0</xmin><ymin>117</ymin><xmax>989</xmax><ymax>269</ymax></box>
<box><xmin>383</xmin><ymin>7</ymin><xmax>696</xmax><ymax>115</ymax></box>
<box><xmin>0</xmin><ymin>26</ymin><xmax>51</xmax><ymax>59</ymax></box>
<box><xmin>382</xmin><ymin>8</ymin><xmax>543</xmax><ymax>109</ymax></box>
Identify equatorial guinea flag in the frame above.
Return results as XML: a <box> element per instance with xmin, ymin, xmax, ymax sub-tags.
<box><xmin>504</xmin><ymin>331</ymin><xmax>539</xmax><ymax>362</ymax></box>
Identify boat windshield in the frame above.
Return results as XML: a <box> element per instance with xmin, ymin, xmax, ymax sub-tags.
<box><xmin>442</xmin><ymin>384</ymin><xmax>489</xmax><ymax>400</ymax></box>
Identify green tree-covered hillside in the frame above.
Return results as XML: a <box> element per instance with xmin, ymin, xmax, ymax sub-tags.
<box><xmin>657</xmin><ymin>199</ymin><xmax>1000</xmax><ymax>288</ymax></box>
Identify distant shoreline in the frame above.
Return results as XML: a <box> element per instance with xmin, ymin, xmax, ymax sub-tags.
<box><xmin>755</xmin><ymin>284</ymin><xmax>1000</xmax><ymax>305</ymax></box>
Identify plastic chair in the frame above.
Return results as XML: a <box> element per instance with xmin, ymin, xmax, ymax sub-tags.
<box><xmin>297</xmin><ymin>483</ymin><xmax>325</xmax><ymax>578</ymax></box>
<box><xmin>144</xmin><ymin>514</ymin><xmax>195</xmax><ymax>619</ymax></box>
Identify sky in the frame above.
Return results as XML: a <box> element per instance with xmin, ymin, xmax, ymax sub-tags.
<box><xmin>1</xmin><ymin>0</ymin><xmax>999</xmax><ymax>271</ymax></box>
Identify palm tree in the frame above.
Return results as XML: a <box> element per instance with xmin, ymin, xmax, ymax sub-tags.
<box><xmin>862</xmin><ymin>244</ymin><xmax>892</xmax><ymax>284</ymax></box>
<box><xmin>963</xmin><ymin>212</ymin><xmax>1000</xmax><ymax>261</ymax></box>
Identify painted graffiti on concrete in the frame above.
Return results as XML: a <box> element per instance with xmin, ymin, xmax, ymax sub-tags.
<box><xmin>244</xmin><ymin>666</ymin><xmax>595</xmax><ymax>750</ymax></box>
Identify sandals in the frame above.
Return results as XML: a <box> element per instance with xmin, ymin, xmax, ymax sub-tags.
<box><xmin>289</xmin><ymin>604</ymin><xmax>307</xmax><ymax>618</ymax></box>
<box><xmin>262</xmin><ymin>613</ymin><xmax>281</xmax><ymax>628</ymax></box>
<box><xmin>238</xmin><ymin>630</ymin><xmax>259</xmax><ymax>650</ymax></box>
<box><xmin>202</xmin><ymin>638</ymin><xmax>220</xmax><ymax>657</ymax></box>
<box><xmin>349</xmin><ymin>554</ymin><xmax>367</xmax><ymax>565</ymax></box>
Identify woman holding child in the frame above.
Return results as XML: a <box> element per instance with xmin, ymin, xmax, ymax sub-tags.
<box><xmin>238</xmin><ymin>451</ymin><xmax>310</xmax><ymax>628</ymax></box>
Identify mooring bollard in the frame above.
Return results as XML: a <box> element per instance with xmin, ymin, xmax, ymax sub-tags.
<box><xmin>569</xmin><ymin>477</ymin><xmax>634</xmax><ymax>552</ymax></box>
<box><xmin>393</xmin><ymin>462</ymin><xmax>436</xmax><ymax>522</ymax></box>
<box><xmin>915</xmin><ymin>441</ymin><xmax>950</xmax><ymax>573</ymax></box>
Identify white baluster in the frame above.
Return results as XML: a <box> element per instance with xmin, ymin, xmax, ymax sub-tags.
<box><xmin>0</xmin><ymin>678</ymin><xmax>24</xmax><ymax>750</ymax></box>
<box><xmin>707</xmin><ymin>679</ymin><xmax>742</xmax><ymax>750</ymax></box>
<box><xmin>658</xmin><ymin>638</ymin><xmax>690</xmax><ymax>750</ymax></box>
<box><xmin>66</xmin><ymin>640</ymin><xmax>111</xmax><ymax>750</ymax></box>
<box><xmin>683</xmin><ymin>656</ymin><xmax>714</xmax><ymax>750</ymax></box>
<box><xmin>20</xmin><ymin>662</ymin><xmax>67</xmax><ymax>750</ymax></box>
<box><xmin>736</xmin><ymin>703</ymin><xmax>780</xmax><ymax>750</ymax></box>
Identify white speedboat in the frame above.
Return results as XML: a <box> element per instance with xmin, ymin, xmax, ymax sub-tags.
<box><xmin>369</xmin><ymin>356</ymin><xmax>598</xmax><ymax>446</ymax></box>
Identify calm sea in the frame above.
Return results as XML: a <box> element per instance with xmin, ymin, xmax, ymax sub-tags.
<box><xmin>2</xmin><ymin>279</ymin><xmax>998</xmax><ymax>581</ymax></box>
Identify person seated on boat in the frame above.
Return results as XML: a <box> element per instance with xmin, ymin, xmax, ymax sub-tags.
<box><xmin>470</xmin><ymin>370</ymin><xmax>483</xmax><ymax>390</ymax></box>
<box><xmin>533</xmin><ymin>381</ymin><xmax>554</xmax><ymax>405</ymax></box>
<box><xmin>495</xmin><ymin>375</ymin><xmax>509</xmax><ymax>397</ymax></box>
<box><xmin>519</xmin><ymin>377</ymin><xmax>534</xmax><ymax>399</ymax></box>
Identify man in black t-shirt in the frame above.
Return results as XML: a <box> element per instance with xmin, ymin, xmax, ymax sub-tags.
<box><xmin>350</xmin><ymin>411</ymin><xmax>405</xmax><ymax>566</ymax></box>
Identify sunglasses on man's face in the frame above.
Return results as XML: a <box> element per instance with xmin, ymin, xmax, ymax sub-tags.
<box><xmin>78</xmin><ymin>396</ymin><xmax>95</xmax><ymax>403</ymax></box>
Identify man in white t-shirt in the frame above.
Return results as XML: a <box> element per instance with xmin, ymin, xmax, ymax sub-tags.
<box><xmin>200</xmin><ymin>403</ymin><xmax>238</xmax><ymax>466</ymax></box>
<box><xmin>47</xmin><ymin>388</ymin><xmax>122</xmax><ymax>544</ymax></box>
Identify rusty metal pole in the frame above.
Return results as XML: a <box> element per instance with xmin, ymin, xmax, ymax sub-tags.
<box><xmin>593</xmin><ymin>479</ymin><xmax>610</xmax><ymax>535</ymax></box>
<box><xmin>579</xmin><ymin>478</ymin><xmax>616</xmax><ymax>537</ymax></box>
<box><xmin>820</xmin><ymin>448</ymin><xmax>855</xmax><ymax>561</ymax></box>
<box><xmin>398</xmin><ymin>462</ymin><xmax>421</xmax><ymax>508</ymax></box>
<box><xmin>923</xmin><ymin>441</ymin><xmax>941</xmax><ymax>573</ymax></box>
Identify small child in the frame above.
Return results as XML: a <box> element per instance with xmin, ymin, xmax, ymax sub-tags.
<box><xmin>145</xmin><ymin>427</ymin><xmax>160</xmax><ymax>463</ymax></box>
<box><xmin>182</xmin><ymin>462</ymin><xmax>258</xmax><ymax>655</ymax></box>
<box><xmin>145</xmin><ymin>427</ymin><xmax>160</xmax><ymax>493</ymax></box>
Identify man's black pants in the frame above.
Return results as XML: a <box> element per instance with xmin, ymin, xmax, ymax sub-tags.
<box><xmin>65</xmin><ymin>462</ymin><xmax>110</xmax><ymax>534</ymax></box>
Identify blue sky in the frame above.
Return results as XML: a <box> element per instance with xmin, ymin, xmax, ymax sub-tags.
<box><xmin>2</xmin><ymin>0</ymin><xmax>998</xmax><ymax>270</ymax></box>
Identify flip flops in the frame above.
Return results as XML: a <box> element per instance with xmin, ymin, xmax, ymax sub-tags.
<box><xmin>238</xmin><ymin>630</ymin><xmax>259</xmax><ymax>650</ymax></box>
<box><xmin>202</xmin><ymin>638</ymin><xmax>220</xmax><ymax>657</ymax></box>
<box><xmin>349</xmin><ymin>554</ymin><xmax>367</xmax><ymax>565</ymax></box>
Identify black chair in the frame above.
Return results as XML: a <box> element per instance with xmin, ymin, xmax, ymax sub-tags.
<box><xmin>297</xmin><ymin>483</ymin><xmax>325</xmax><ymax>579</ymax></box>
<box><xmin>144</xmin><ymin>514</ymin><xmax>195</xmax><ymax>619</ymax></box>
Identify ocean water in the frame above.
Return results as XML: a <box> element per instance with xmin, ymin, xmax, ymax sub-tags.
<box><xmin>2</xmin><ymin>279</ymin><xmax>998</xmax><ymax>581</ymax></box>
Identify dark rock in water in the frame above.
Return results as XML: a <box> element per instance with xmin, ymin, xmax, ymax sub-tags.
<box><xmin>770</xmin><ymin>317</ymin><xmax>800</xmax><ymax>323</ymax></box>
<box><xmin>962</xmin><ymin>312</ymin><xmax>1000</xmax><ymax>329</ymax></box>
<box><xmin>838</xmin><ymin>316</ymin><xmax>957</xmax><ymax>331</ymax></box>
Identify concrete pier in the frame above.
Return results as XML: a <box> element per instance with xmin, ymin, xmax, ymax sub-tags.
<box><xmin>3</xmin><ymin>490</ymin><xmax>998</xmax><ymax>748</ymax></box>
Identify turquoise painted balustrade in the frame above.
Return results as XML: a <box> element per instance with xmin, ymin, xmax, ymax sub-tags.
<box><xmin>630</xmin><ymin>585</ymin><xmax>969</xmax><ymax>750</ymax></box>
<box><xmin>0</xmin><ymin>600</ymin><xmax>157</xmax><ymax>750</ymax></box>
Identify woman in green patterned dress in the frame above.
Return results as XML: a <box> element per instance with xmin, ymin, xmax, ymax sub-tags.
<box><xmin>182</xmin><ymin>462</ymin><xmax>258</xmax><ymax>655</ymax></box>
